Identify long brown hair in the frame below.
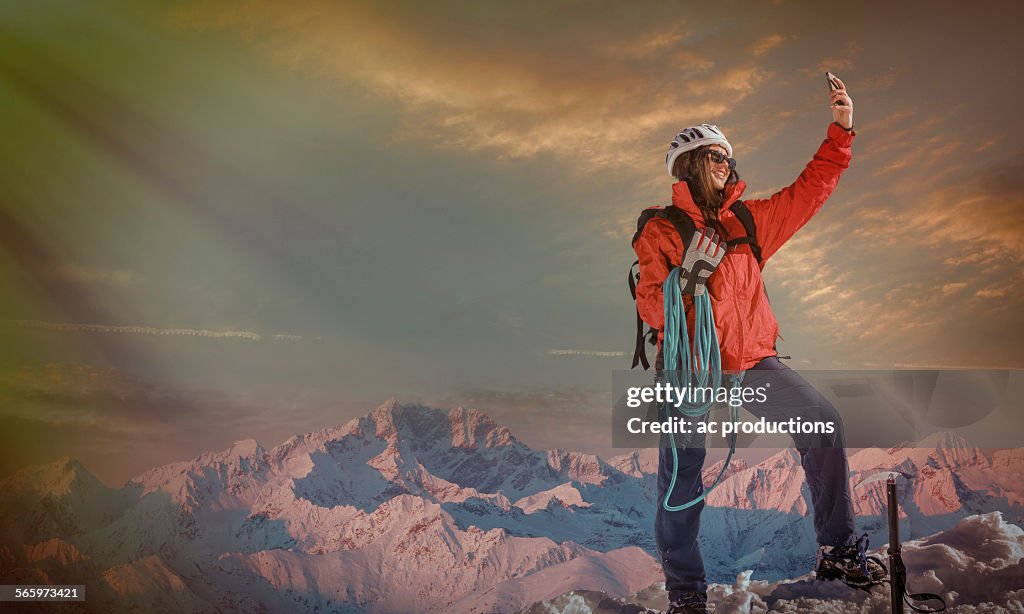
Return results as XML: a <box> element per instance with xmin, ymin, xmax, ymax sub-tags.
<box><xmin>671</xmin><ymin>146</ymin><xmax>738</xmax><ymax>228</ymax></box>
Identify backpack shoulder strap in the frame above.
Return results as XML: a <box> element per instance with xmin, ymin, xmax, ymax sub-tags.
<box><xmin>659</xmin><ymin>206</ymin><xmax>698</xmax><ymax>255</ymax></box>
<box><xmin>726</xmin><ymin>200</ymin><xmax>763</xmax><ymax>265</ymax></box>
<box><xmin>627</xmin><ymin>259</ymin><xmax>654</xmax><ymax>369</ymax></box>
<box><xmin>631</xmin><ymin>207</ymin><xmax>663</xmax><ymax>246</ymax></box>
<box><xmin>632</xmin><ymin>206</ymin><xmax>697</xmax><ymax>253</ymax></box>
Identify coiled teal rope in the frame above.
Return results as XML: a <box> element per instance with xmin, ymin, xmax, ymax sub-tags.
<box><xmin>661</xmin><ymin>266</ymin><xmax>742</xmax><ymax>511</ymax></box>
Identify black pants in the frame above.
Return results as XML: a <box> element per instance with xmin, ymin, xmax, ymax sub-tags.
<box><xmin>654</xmin><ymin>355</ymin><xmax>856</xmax><ymax>600</ymax></box>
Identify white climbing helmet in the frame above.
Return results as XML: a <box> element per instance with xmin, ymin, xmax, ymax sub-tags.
<box><xmin>665</xmin><ymin>124</ymin><xmax>733</xmax><ymax>177</ymax></box>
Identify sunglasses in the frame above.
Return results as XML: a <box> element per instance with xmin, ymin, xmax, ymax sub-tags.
<box><xmin>706</xmin><ymin>149</ymin><xmax>737</xmax><ymax>170</ymax></box>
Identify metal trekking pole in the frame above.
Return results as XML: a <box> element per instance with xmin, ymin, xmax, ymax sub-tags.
<box><xmin>887</xmin><ymin>474</ymin><xmax>904</xmax><ymax>614</ymax></box>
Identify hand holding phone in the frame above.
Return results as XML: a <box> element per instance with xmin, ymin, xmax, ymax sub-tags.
<box><xmin>825</xmin><ymin>72</ymin><xmax>853</xmax><ymax>130</ymax></box>
<box><xmin>826</xmin><ymin>72</ymin><xmax>844</xmax><ymax>106</ymax></box>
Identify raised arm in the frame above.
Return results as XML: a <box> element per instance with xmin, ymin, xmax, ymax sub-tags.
<box><xmin>745</xmin><ymin>76</ymin><xmax>855</xmax><ymax>263</ymax></box>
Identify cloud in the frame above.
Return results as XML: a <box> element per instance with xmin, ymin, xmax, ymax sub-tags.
<box><xmin>0</xmin><ymin>363</ymin><xmax>298</xmax><ymax>483</ymax></box>
<box><xmin>976</xmin><ymin>138</ymin><xmax>999</xmax><ymax>152</ymax></box>
<box><xmin>44</xmin><ymin>264</ymin><xmax>145</xmax><ymax>287</ymax></box>
<box><xmin>546</xmin><ymin>349</ymin><xmax>627</xmax><ymax>357</ymax></box>
<box><xmin>2</xmin><ymin>319</ymin><xmax>304</xmax><ymax>341</ymax></box>
<box><xmin>943</xmin><ymin>247</ymin><xmax>1002</xmax><ymax>267</ymax></box>
<box><xmin>800</xmin><ymin>284</ymin><xmax>837</xmax><ymax>303</ymax></box>
<box><xmin>854</xmin><ymin>153</ymin><xmax>1024</xmax><ymax>263</ymax></box>
<box><xmin>169</xmin><ymin>0</ymin><xmax>767</xmax><ymax>176</ymax></box>
<box><xmin>751</xmin><ymin>34</ymin><xmax>786</xmax><ymax>56</ymax></box>
<box><xmin>436</xmin><ymin>385</ymin><xmax>601</xmax><ymax>416</ymax></box>
<box><xmin>860</xmin><ymin>110</ymin><xmax>916</xmax><ymax>133</ymax></box>
<box><xmin>891</xmin><ymin>361</ymin><xmax>1020</xmax><ymax>369</ymax></box>
<box><xmin>976</xmin><ymin>285</ymin><xmax>1014</xmax><ymax>299</ymax></box>
<box><xmin>799</xmin><ymin>56</ymin><xmax>855</xmax><ymax>80</ymax></box>
<box><xmin>0</xmin><ymin>363</ymin><xmax>244</xmax><ymax>428</ymax></box>
<box><xmin>792</xmin><ymin>113</ymin><xmax>1024</xmax><ymax>367</ymax></box>
<box><xmin>857</xmin><ymin>66</ymin><xmax>902</xmax><ymax>91</ymax></box>
<box><xmin>597</xmin><ymin>25</ymin><xmax>696</xmax><ymax>62</ymax></box>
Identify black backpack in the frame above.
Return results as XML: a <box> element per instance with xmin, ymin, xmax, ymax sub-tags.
<box><xmin>627</xmin><ymin>201</ymin><xmax>763</xmax><ymax>370</ymax></box>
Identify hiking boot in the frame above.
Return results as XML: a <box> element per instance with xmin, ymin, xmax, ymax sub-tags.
<box><xmin>667</xmin><ymin>591</ymin><xmax>708</xmax><ymax>614</ymax></box>
<box><xmin>816</xmin><ymin>533</ymin><xmax>888</xmax><ymax>588</ymax></box>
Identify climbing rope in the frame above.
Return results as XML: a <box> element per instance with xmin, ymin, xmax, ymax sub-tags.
<box><xmin>661</xmin><ymin>266</ymin><xmax>743</xmax><ymax>511</ymax></box>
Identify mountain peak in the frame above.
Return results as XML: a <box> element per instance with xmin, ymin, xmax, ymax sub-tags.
<box><xmin>192</xmin><ymin>438</ymin><xmax>266</xmax><ymax>467</ymax></box>
<box><xmin>925</xmin><ymin>432</ymin><xmax>989</xmax><ymax>467</ymax></box>
<box><xmin>850</xmin><ymin>431</ymin><xmax>989</xmax><ymax>475</ymax></box>
<box><xmin>607</xmin><ymin>448</ymin><xmax>659</xmax><ymax>477</ymax></box>
<box><xmin>369</xmin><ymin>397</ymin><xmax>403</xmax><ymax>439</ymax></box>
<box><xmin>922</xmin><ymin>431</ymin><xmax>970</xmax><ymax>450</ymax></box>
<box><xmin>227</xmin><ymin>438</ymin><xmax>261</xmax><ymax>457</ymax></box>
<box><xmin>4</xmin><ymin>456</ymin><xmax>104</xmax><ymax>498</ymax></box>
<box><xmin>448</xmin><ymin>406</ymin><xmax>515</xmax><ymax>448</ymax></box>
<box><xmin>359</xmin><ymin>399</ymin><xmax>517</xmax><ymax>449</ymax></box>
<box><xmin>547</xmin><ymin>449</ymin><xmax>607</xmax><ymax>485</ymax></box>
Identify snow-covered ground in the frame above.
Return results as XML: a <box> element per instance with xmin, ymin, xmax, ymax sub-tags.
<box><xmin>523</xmin><ymin>512</ymin><xmax>1024</xmax><ymax>613</ymax></box>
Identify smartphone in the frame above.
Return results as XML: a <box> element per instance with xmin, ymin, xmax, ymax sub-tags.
<box><xmin>826</xmin><ymin>72</ymin><xmax>845</xmax><ymax>106</ymax></box>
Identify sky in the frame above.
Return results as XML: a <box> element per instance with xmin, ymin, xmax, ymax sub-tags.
<box><xmin>1</xmin><ymin>0</ymin><xmax>1022</xmax><ymax>485</ymax></box>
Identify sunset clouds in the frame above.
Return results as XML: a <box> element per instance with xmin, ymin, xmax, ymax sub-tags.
<box><xmin>171</xmin><ymin>1</ymin><xmax>770</xmax><ymax>174</ymax></box>
<box><xmin>2</xmin><ymin>1</ymin><xmax>1022</xmax><ymax>480</ymax></box>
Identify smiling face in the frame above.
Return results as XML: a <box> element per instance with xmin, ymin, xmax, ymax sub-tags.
<box><xmin>670</xmin><ymin>144</ymin><xmax>736</xmax><ymax>221</ymax></box>
<box><xmin>706</xmin><ymin>145</ymin><xmax>730</xmax><ymax>191</ymax></box>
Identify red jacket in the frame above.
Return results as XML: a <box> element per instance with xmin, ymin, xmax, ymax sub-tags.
<box><xmin>635</xmin><ymin>123</ymin><xmax>855</xmax><ymax>371</ymax></box>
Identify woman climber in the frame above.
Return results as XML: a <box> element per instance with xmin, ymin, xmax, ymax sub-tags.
<box><xmin>632</xmin><ymin>76</ymin><xmax>887</xmax><ymax>614</ymax></box>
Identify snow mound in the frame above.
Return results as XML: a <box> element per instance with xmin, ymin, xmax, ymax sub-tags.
<box><xmin>527</xmin><ymin>512</ymin><xmax>1024</xmax><ymax>613</ymax></box>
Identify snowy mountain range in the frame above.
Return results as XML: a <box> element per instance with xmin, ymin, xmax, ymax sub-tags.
<box><xmin>1</xmin><ymin>398</ymin><xmax>1022</xmax><ymax>613</ymax></box>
